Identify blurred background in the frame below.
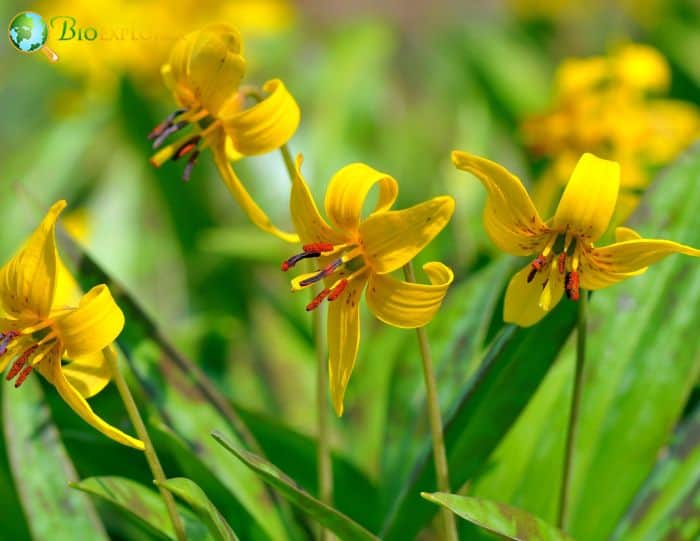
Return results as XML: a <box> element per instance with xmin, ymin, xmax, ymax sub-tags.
<box><xmin>1</xmin><ymin>1</ymin><xmax>700</xmax><ymax>540</ymax></box>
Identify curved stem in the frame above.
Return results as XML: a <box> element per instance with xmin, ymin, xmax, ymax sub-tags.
<box><xmin>557</xmin><ymin>292</ymin><xmax>588</xmax><ymax>529</ymax></box>
<box><xmin>403</xmin><ymin>262</ymin><xmax>458</xmax><ymax>541</ymax></box>
<box><xmin>105</xmin><ymin>346</ymin><xmax>186</xmax><ymax>541</ymax></box>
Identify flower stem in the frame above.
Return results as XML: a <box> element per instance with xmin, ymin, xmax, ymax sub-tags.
<box><xmin>557</xmin><ymin>292</ymin><xmax>588</xmax><ymax>529</ymax></box>
<box><xmin>104</xmin><ymin>346</ymin><xmax>187</xmax><ymax>541</ymax></box>
<box><xmin>279</xmin><ymin>142</ymin><xmax>335</xmax><ymax>540</ymax></box>
<box><xmin>403</xmin><ymin>261</ymin><xmax>458</xmax><ymax>541</ymax></box>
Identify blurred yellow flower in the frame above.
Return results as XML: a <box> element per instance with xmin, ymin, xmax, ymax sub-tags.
<box><xmin>0</xmin><ymin>200</ymin><xmax>143</xmax><ymax>450</ymax></box>
<box><xmin>282</xmin><ymin>156</ymin><xmax>454</xmax><ymax>415</ymax></box>
<box><xmin>523</xmin><ymin>44</ymin><xmax>700</xmax><ymax>220</ymax></box>
<box><xmin>150</xmin><ymin>23</ymin><xmax>300</xmax><ymax>242</ymax></box>
<box><xmin>453</xmin><ymin>151</ymin><xmax>700</xmax><ymax>327</ymax></box>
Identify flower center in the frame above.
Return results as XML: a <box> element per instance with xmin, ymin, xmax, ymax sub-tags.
<box><xmin>527</xmin><ymin>233</ymin><xmax>582</xmax><ymax>303</ymax></box>
<box><xmin>148</xmin><ymin>107</ymin><xmax>222</xmax><ymax>181</ymax></box>
<box><xmin>281</xmin><ymin>242</ymin><xmax>366</xmax><ymax>311</ymax></box>
<box><xmin>0</xmin><ymin>326</ymin><xmax>58</xmax><ymax>389</ymax></box>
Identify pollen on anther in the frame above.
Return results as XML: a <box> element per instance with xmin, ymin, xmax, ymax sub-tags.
<box><xmin>558</xmin><ymin>253</ymin><xmax>567</xmax><ymax>274</ymax></box>
<box><xmin>14</xmin><ymin>366</ymin><xmax>33</xmax><ymax>388</ymax></box>
<box><xmin>328</xmin><ymin>279</ymin><xmax>349</xmax><ymax>301</ymax></box>
<box><xmin>303</xmin><ymin>243</ymin><xmax>334</xmax><ymax>253</ymax></box>
<box><xmin>306</xmin><ymin>288</ymin><xmax>330</xmax><ymax>311</ymax></box>
<box><xmin>566</xmin><ymin>271</ymin><xmax>580</xmax><ymax>301</ymax></box>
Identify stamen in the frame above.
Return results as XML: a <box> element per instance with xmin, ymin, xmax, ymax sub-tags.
<box><xmin>147</xmin><ymin>108</ymin><xmax>188</xmax><ymax>140</ymax></box>
<box><xmin>565</xmin><ymin>271</ymin><xmax>580</xmax><ymax>301</ymax></box>
<box><xmin>302</xmin><ymin>243</ymin><xmax>334</xmax><ymax>253</ymax></box>
<box><xmin>182</xmin><ymin>150</ymin><xmax>200</xmax><ymax>182</ymax></box>
<box><xmin>152</xmin><ymin>121</ymin><xmax>188</xmax><ymax>149</ymax></box>
<box><xmin>6</xmin><ymin>345</ymin><xmax>37</xmax><ymax>381</ymax></box>
<box><xmin>558</xmin><ymin>253</ymin><xmax>567</xmax><ymax>274</ymax></box>
<box><xmin>14</xmin><ymin>366</ymin><xmax>33</xmax><ymax>388</ymax></box>
<box><xmin>173</xmin><ymin>136</ymin><xmax>202</xmax><ymax>161</ymax></box>
<box><xmin>281</xmin><ymin>251</ymin><xmax>321</xmax><ymax>271</ymax></box>
<box><xmin>527</xmin><ymin>268</ymin><xmax>538</xmax><ymax>283</ymax></box>
<box><xmin>328</xmin><ymin>279</ymin><xmax>349</xmax><ymax>301</ymax></box>
<box><xmin>0</xmin><ymin>331</ymin><xmax>18</xmax><ymax>356</ymax></box>
<box><xmin>299</xmin><ymin>258</ymin><xmax>343</xmax><ymax>287</ymax></box>
<box><xmin>306</xmin><ymin>288</ymin><xmax>330</xmax><ymax>311</ymax></box>
<box><xmin>527</xmin><ymin>254</ymin><xmax>547</xmax><ymax>283</ymax></box>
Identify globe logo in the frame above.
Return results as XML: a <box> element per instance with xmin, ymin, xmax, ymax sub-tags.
<box><xmin>8</xmin><ymin>11</ymin><xmax>58</xmax><ymax>62</ymax></box>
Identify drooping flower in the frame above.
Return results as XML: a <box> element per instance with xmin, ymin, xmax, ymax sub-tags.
<box><xmin>523</xmin><ymin>44</ymin><xmax>700</xmax><ymax>220</ymax></box>
<box><xmin>282</xmin><ymin>156</ymin><xmax>455</xmax><ymax>414</ymax></box>
<box><xmin>453</xmin><ymin>151</ymin><xmax>700</xmax><ymax>327</ymax></box>
<box><xmin>150</xmin><ymin>23</ymin><xmax>301</xmax><ymax>242</ymax></box>
<box><xmin>0</xmin><ymin>200</ymin><xmax>143</xmax><ymax>449</ymax></box>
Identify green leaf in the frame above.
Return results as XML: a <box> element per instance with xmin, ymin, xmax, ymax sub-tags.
<box><xmin>212</xmin><ymin>431</ymin><xmax>380</xmax><ymax>541</ymax></box>
<box><xmin>2</xmin><ymin>377</ymin><xmax>109</xmax><ymax>541</ymax></box>
<box><xmin>611</xmin><ymin>404</ymin><xmax>700</xmax><ymax>541</ymax></box>
<box><xmin>158</xmin><ymin>478</ymin><xmax>240</xmax><ymax>541</ymax></box>
<box><xmin>72</xmin><ymin>476</ymin><xmax>210</xmax><ymax>541</ymax></box>
<box><xmin>381</xmin><ymin>298</ymin><xmax>578</xmax><ymax>541</ymax></box>
<box><xmin>422</xmin><ymin>492</ymin><xmax>576</xmax><ymax>541</ymax></box>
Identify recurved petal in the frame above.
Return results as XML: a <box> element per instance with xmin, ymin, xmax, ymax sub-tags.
<box><xmin>324</xmin><ymin>164</ymin><xmax>398</xmax><ymax>233</ymax></box>
<box><xmin>62</xmin><ymin>351</ymin><xmax>112</xmax><ymax>399</ymax></box>
<box><xmin>43</xmin><ymin>350</ymin><xmax>143</xmax><ymax>450</ymax></box>
<box><xmin>504</xmin><ymin>262</ymin><xmax>565</xmax><ymax>327</ymax></box>
<box><xmin>212</xmin><ymin>142</ymin><xmax>299</xmax><ymax>243</ymax></box>
<box><xmin>552</xmin><ymin>153</ymin><xmax>620</xmax><ymax>242</ymax></box>
<box><xmin>224</xmin><ymin>79</ymin><xmax>300</xmax><ymax>156</ymax></box>
<box><xmin>290</xmin><ymin>155</ymin><xmax>345</xmax><ymax>246</ymax></box>
<box><xmin>366</xmin><ymin>262</ymin><xmax>453</xmax><ymax>328</ymax></box>
<box><xmin>0</xmin><ymin>200</ymin><xmax>66</xmax><ymax>319</ymax></box>
<box><xmin>327</xmin><ymin>275</ymin><xmax>367</xmax><ymax>416</ymax></box>
<box><xmin>55</xmin><ymin>285</ymin><xmax>124</xmax><ymax>359</ymax></box>
<box><xmin>359</xmin><ymin>196</ymin><xmax>454</xmax><ymax>274</ymax></box>
<box><xmin>452</xmin><ymin>151</ymin><xmax>549</xmax><ymax>256</ymax></box>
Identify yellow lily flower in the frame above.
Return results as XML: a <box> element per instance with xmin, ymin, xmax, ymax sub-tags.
<box><xmin>282</xmin><ymin>156</ymin><xmax>455</xmax><ymax>415</ymax></box>
<box><xmin>453</xmin><ymin>151</ymin><xmax>700</xmax><ymax>327</ymax></box>
<box><xmin>0</xmin><ymin>200</ymin><xmax>143</xmax><ymax>450</ymax></box>
<box><xmin>150</xmin><ymin>23</ymin><xmax>300</xmax><ymax>242</ymax></box>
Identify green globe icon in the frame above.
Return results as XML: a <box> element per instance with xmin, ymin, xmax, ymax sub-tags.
<box><xmin>8</xmin><ymin>11</ymin><xmax>48</xmax><ymax>52</ymax></box>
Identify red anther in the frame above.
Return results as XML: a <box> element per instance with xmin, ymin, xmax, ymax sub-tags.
<box><xmin>303</xmin><ymin>243</ymin><xmax>334</xmax><ymax>253</ymax></box>
<box><xmin>328</xmin><ymin>279</ymin><xmax>349</xmax><ymax>301</ymax></box>
<box><xmin>281</xmin><ymin>261</ymin><xmax>291</xmax><ymax>272</ymax></box>
<box><xmin>306</xmin><ymin>289</ymin><xmax>330</xmax><ymax>311</ymax></box>
<box><xmin>566</xmin><ymin>271</ymin><xmax>580</xmax><ymax>301</ymax></box>
<box><xmin>558</xmin><ymin>253</ymin><xmax>567</xmax><ymax>274</ymax></box>
<box><xmin>531</xmin><ymin>254</ymin><xmax>547</xmax><ymax>271</ymax></box>
<box><xmin>148</xmin><ymin>121</ymin><xmax>169</xmax><ymax>140</ymax></box>
<box><xmin>175</xmin><ymin>142</ymin><xmax>198</xmax><ymax>159</ymax></box>
<box><xmin>6</xmin><ymin>345</ymin><xmax>37</xmax><ymax>381</ymax></box>
<box><xmin>14</xmin><ymin>366</ymin><xmax>33</xmax><ymax>388</ymax></box>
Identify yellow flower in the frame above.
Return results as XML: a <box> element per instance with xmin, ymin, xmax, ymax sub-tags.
<box><xmin>453</xmin><ymin>151</ymin><xmax>700</xmax><ymax>327</ymax></box>
<box><xmin>282</xmin><ymin>156</ymin><xmax>455</xmax><ymax>415</ymax></box>
<box><xmin>0</xmin><ymin>201</ymin><xmax>143</xmax><ymax>450</ymax></box>
<box><xmin>150</xmin><ymin>23</ymin><xmax>301</xmax><ymax>242</ymax></box>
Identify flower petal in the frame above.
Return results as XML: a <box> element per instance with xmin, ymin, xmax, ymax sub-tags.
<box><xmin>504</xmin><ymin>263</ymin><xmax>565</xmax><ymax>327</ymax></box>
<box><xmin>366</xmin><ymin>262</ymin><xmax>453</xmax><ymax>328</ymax></box>
<box><xmin>327</xmin><ymin>275</ymin><xmax>367</xmax><ymax>416</ymax></box>
<box><xmin>289</xmin><ymin>155</ymin><xmax>345</xmax><ymax>246</ymax></box>
<box><xmin>55</xmin><ymin>285</ymin><xmax>125</xmax><ymax>359</ymax></box>
<box><xmin>62</xmin><ymin>351</ymin><xmax>112</xmax><ymax>399</ymax></box>
<box><xmin>212</xmin><ymin>141</ymin><xmax>299</xmax><ymax>243</ymax></box>
<box><xmin>452</xmin><ymin>151</ymin><xmax>549</xmax><ymax>256</ymax></box>
<box><xmin>580</xmin><ymin>237</ymin><xmax>700</xmax><ymax>290</ymax></box>
<box><xmin>324</xmin><ymin>164</ymin><xmax>398</xmax><ymax>233</ymax></box>
<box><xmin>41</xmin><ymin>350</ymin><xmax>143</xmax><ymax>450</ymax></box>
<box><xmin>0</xmin><ymin>200</ymin><xmax>66</xmax><ymax>319</ymax></box>
<box><xmin>359</xmin><ymin>196</ymin><xmax>454</xmax><ymax>274</ymax></box>
<box><xmin>224</xmin><ymin>79</ymin><xmax>301</xmax><ymax>156</ymax></box>
<box><xmin>552</xmin><ymin>153</ymin><xmax>620</xmax><ymax>242</ymax></box>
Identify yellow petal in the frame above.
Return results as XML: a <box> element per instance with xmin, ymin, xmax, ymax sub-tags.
<box><xmin>581</xmin><ymin>238</ymin><xmax>700</xmax><ymax>291</ymax></box>
<box><xmin>185</xmin><ymin>24</ymin><xmax>246</xmax><ymax>115</ymax></box>
<box><xmin>552</xmin><ymin>153</ymin><xmax>620</xmax><ymax>242</ymax></box>
<box><xmin>615</xmin><ymin>226</ymin><xmax>642</xmax><ymax>242</ymax></box>
<box><xmin>614</xmin><ymin>44</ymin><xmax>670</xmax><ymax>93</ymax></box>
<box><xmin>55</xmin><ymin>285</ymin><xmax>125</xmax><ymax>358</ymax></box>
<box><xmin>365</xmin><ymin>262</ymin><xmax>453</xmax><ymax>328</ymax></box>
<box><xmin>289</xmin><ymin>154</ymin><xmax>346</xmax><ymax>246</ymax></box>
<box><xmin>53</xmin><ymin>255</ymin><xmax>82</xmax><ymax>309</ymax></box>
<box><xmin>324</xmin><ymin>163</ymin><xmax>398</xmax><ymax>233</ymax></box>
<box><xmin>224</xmin><ymin>79</ymin><xmax>300</xmax><ymax>156</ymax></box>
<box><xmin>43</xmin><ymin>350</ymin><xmax>143</xmax><ymax>450</ymax></box>
<box><xmin>359</xmin><ymin>196</ymin><xmax>454</xmax><ymax>274</ymax></box>
<box><xmin>0</xmin><ymin>200</ymin><xmax>66</xmax><ymax>319</ymax></box>
<box><xmin>327</xmin><ymin>275</ymin><xmax>367</xmax><ymax>416</ymax></box>
<box><xmin>504</xmin><ymin>263</ymin><xmax>565</xmax><ymax>327</ymax></box>
<box><xmin>452</xmin><ymin>151</ymin><xmax>549</xmax><ymax>256</ymax></box>
<box><xmin>62</xmin><ymin>351</ymin><xmax>112</xmax><ymax>399</ymax></box>
<box><xmin>212</xmin><ymin>141</ymin><xmax>299</xmax><ymax>243</ymax></box>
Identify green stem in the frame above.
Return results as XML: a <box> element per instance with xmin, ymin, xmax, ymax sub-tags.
<box><xmin>557</xmin><ymin>292</ymin><xmax>588</xmax><ymax>529</ymax></box>
<box><xmin>104</xmin><ymin>346</ymin><xmax>187</xmax><ymax>541</ymax></box>
<box><xmin>403</xmin><ymin>262</ymin><xmax>458</xmax><ymax>541</ymax></box>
